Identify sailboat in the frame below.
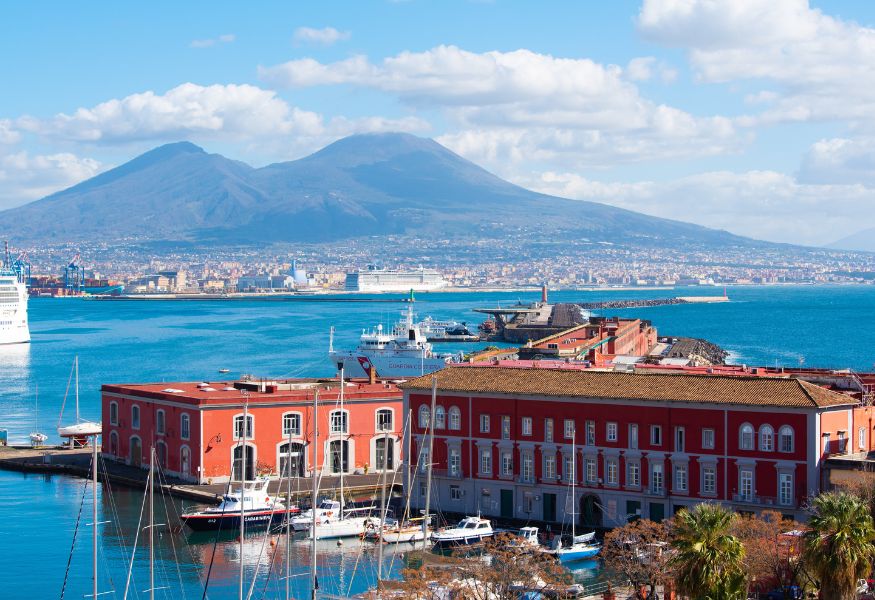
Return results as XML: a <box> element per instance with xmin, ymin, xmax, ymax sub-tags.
<box><xmin>547</xmin><ymin>430</ymin><xmax>600</xmax><ymax>563</ymax></box>
<box><xmin>29</xmin><ymin>384</ymin><xmax>47</xmax><ymax>446</ymax></box>
<box><xmin>57</xmin><ymin>356</ymin><xmax>101</xmax><ymax>446</ymax></box>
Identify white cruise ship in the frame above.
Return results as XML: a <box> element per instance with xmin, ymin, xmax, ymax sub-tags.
<box><xmin>0</xmin><ymin>246</ymin><xmax>29</xmax><ymax>346</ymax></box>
<box><xmin>329</xmin><ymin>305</ymin><xmax>460</xmax><ymax>378</ymax></box>
<box><xmin>344</xmin><ymin>265</ymin><xmax>447</xmax><ymax>293</ymax></box>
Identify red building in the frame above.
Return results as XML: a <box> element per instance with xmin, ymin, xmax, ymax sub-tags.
<box><xmin>101</xmin><ymin>377</ymin><xmax>403</xmax><ymax>484</ymax></box>
<box><xmin>402</xmin><ymin>366</ymin><xmax>868</xmax><ymax>525</ymax></box>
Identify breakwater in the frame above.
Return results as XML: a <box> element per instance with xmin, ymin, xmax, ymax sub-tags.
<box><xmin>577</xmin><ymin>295</ymin><xmax>727</xmax><ymax>310</ymax></box>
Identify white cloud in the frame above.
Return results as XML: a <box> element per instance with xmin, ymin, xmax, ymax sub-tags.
<box><xmin>0</xmin><ymin>151</ymin><xmax>102</xmax><ymax>210</ymax></box>
<box><xmin>260</xmin><ymin>45</ymin><xmax>741</xmax><ymax>165</ymax></box>
<box><xmin>799</xmin><ymin>137</ymin><xmax>875</xmax><ymax>186</ymax></box>
<box><xmin>638</xmin><ymin>0</ymin><xmax>875</xmax><ymax>125</ymax></box>
<box><xmin>292</xmin><ymin>26</ymin><xmax>350</xmax><ymax>46</ymax></box>
<box><xmin>0</xmin><ymin>120</ymin><xmax>20</xmax><ymax>144</ymax></box>
<box><xmin>518</xmin><ymin>168</ymin><xmax>875</xmax><ymax>246</ymax></box>
<box><xmin>190</xmin><ymin>33</ymin><xmax>236</xmax><ymax>48</ymax></box>
<box><xmin>625</xmin><ymin>56</ymin><xmax>677</xmax><ymax>83</ymax></box>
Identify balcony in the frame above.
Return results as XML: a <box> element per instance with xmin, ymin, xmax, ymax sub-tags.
<box><xmin>731</xmin><ymin>493</ymin><xmax>795</xmax><ymax>508</ymax></box>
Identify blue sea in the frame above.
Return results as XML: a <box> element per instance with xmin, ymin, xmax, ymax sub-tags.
<box><xmin>1</xmin><ymin>285</ymin><xmax>874</xmax><ymax>597</ymax></box>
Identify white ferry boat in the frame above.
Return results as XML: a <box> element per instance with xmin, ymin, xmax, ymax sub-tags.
<box><xmin>345</xmin><ymin>265</ymin><xmax>447</xmax><ymax>293</ymax></box>
<box><xmin>0</xmin><ymin>244</ymin><xmax>30</xmax><ymax>346</ymax></box>
<box><xmin>328</xmin><ymin>305</ymin><xmax>461</xmax><ymax>378</ymax></box>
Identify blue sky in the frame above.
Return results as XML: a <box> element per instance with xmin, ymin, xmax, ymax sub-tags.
<box><xmin>2</xmin><ymin>0</ymin><xmax>875</xmax><ymax>246</ymax></box>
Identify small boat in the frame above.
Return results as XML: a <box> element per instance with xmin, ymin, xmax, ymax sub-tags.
<box><xmin>218</xmin><ymin>368</ymin><xmax>230</xmax><ymax>373</ymax></box>
<box><xmin>431</xmin><ymin>515</ymin><xmax>494</xmax><ymax>548</ymax></box>
<box><xmin>289</xmin><ymin>499</ymin><xmax>342</xmax><ymax>532</ymax></box>
<box><xmin>29</xmin><ymin>384</ymin><xmax>48</xmax><ymax>446</ymax></box>
<box><xmin>365</xmin><ymin>516</ymin><xmax>432</xmax><ymax>544</ymax></box>
<box><xmin>57</xmin><ymin>357</ymin><xmax>101</xmax><ymax>447</ymax></box>
<box><xmin>548</xmin><ymin>532</ymin><xmax>601</xmax><ymax>563</ymax></box>
<box><xmin>181</xmin><ymin>478</ymin><xmax>293</xmax><ymax>532</ymax></box>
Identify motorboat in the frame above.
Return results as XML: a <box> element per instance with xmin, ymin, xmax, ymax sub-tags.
<box><xmin>365</xmin><ymin>516</ymin><xmax>432</xmax><ymax>544</ymax></box>
<box><xmin>431</xmin><ymin>516</ymin><xmax>494</xmax><ymax>548</ymax></box>
<box><xmin>289</xmin><ymin>499</ymin><xmax>342</xmax><ymax>532</ymax></box>
<box><xmin>181</xmin><ymin>478</ymin><xmax>293</xmax><ymax>532</ymax></box>
<box><xmin>544</xmin><ymin>532</ymin><xmax>601</xmax><ymax>563</ymax></box>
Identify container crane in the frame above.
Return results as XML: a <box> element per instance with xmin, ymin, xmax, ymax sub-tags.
<box><xmin>63</xmin><ymin>252</ymin><xmax>83</xmax><ymax>293</ymax></box>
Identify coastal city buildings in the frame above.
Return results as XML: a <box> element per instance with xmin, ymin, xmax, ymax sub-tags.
<box><xmin>100</xmin><ymin>377</ymin><xmax>403</xmax><ymax>484</ymax></box>
<box><xmin>402</xmin><ymin>366</ymin><xmax>873</xmax><ymax>525</ymax></box>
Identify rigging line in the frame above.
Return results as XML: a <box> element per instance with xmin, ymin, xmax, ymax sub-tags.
<box><xmin>123</xmin><ymin>466</ymin><xmax>150</xmax><ymax>600</ymax></box>
<box><xmin>56</xmin><ymin>357</ymin><xmax>77</xmax><ymax>430</ymax></box>
<box><xmin>59</xmin><ymin>464</ymin><xmax>90</xmax><ymax>600</ymax></box>
<box><xmin>155</xmin><ymin>464</ymin><xmax>190</xmax><ymax>600</ymax></box>
<box><xmin>199</xmin><ymin>483</ymin><xmax>230</xmax><ymax>600</ymax></box>
<box><xmin>245</xmin><ymin>473</ymin><xmax>276</xmax><ymax>600</ymax></box>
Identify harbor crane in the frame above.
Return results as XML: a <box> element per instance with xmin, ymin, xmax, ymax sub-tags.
<box><xmin>63</xmin><ymin>252</ymin><xmax>83</xmax><ymax>293</ymax></box>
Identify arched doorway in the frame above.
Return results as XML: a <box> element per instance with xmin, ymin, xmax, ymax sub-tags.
<box><xmin>129</xmin><ymin>436</ymin><xmax>142</xmax><ymax>468</ymax></box>
<box><xmin>233</xmin><ymin>444</ymin><xmax>255</xmax><ymax>481</ymax></box>
<box><xmin>279</xmin><ymin>442</ymin><xmax>306</xmax><ymax>478</ymax></box>
<box><xmin>579</xmin><ymin>494</ymin><xmax>603</xmax><ymax>527</ymax></box>
<box><xmin>109</xmin><ymin>431</ymin><xmax>119</xmax><ymax>456</ymax></box>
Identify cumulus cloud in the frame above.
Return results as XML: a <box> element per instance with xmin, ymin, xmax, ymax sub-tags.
<box><xmin>625</xmin><ymin>57</ymin><xmax>677</xmax><ymax>83</ymax></box>
<box><xmin>518</xmin><ymin>169</ymin><xmax>875</xmax><ymax>246</ymax></box>
<box><xmin>190</xmin><ymin>33</ymin><xmax>236</xmax><ymax>48</ymax></box>
<box><xmin>0</xmin><ymin>120</ymin><xmax>20</xmax><ymax>144</ymax></box>
<box><xmin>0</xmin><ymin>151</ymin><xmax>102</xmax><ymax>210</ymax></box>
<box><xmin>293</xmin><ymin>26</ymin><xmax>350</xmax><ymax>45</ymax></box>
<box><xmin>260</xmin><ymin>45</ymin><xmax>741</xmax><ymax>165</ymax></box>
<box><xmin>799</xmin><ymin>137</ymin><xmax>875</xmax><ymax>186</ymax></box>
<box><xmin>637</xmin><ymin>0</ymin><xmax>875</xmax><ymax>125</ymax></box>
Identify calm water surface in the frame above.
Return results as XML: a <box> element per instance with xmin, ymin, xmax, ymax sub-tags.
<box><xmin>1</xmin><ymin>285</ymin><xmax>874</xmax><ymax>596</ymax></box>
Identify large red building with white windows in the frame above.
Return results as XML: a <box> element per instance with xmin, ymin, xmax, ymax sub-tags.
<box><xmin>101</xmin><ymin>377</ymin><xmax>402</xmax><ymax>484</ymax></box>
<box><xmin>402</xmin><ymin>366</ymin><xmax>872</xmax><ymax>525</ymax></box>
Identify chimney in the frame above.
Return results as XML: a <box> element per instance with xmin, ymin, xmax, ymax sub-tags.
<box><xmin>541</xmin><ymin>283</ymin><xmax>548</xmax><ymax>304</ymax></box>
<box><xmin>368</xmin><ymin>365</ymin><xmax>377</xmax><ymax>385</ymax></box>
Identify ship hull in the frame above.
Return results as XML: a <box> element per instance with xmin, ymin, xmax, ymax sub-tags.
<box><xmin>182</xmin><ymin>509</ymin><xmax>287</xmax><ymax>532</ymax></box>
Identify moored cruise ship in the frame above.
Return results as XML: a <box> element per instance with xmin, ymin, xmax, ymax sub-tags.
<box><xmin>0</xmin><ymin>245</ymin><xmax>30</xmax><ymax>345</ymax></box>
<box><xmin>345</xmin><ymin>265</ymin><xmax>447</xmax><ymax>293</ymax></box>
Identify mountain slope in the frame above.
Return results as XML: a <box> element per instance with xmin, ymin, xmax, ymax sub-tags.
<box><xmin>0</xmin><ymin>133</ymin><xmax>760</xmax><ymax>247</ymax></box>
<box><xmin>829</xmin><ymin>228</ymin><xmax>875</xmax><ymax>253</ymax></box>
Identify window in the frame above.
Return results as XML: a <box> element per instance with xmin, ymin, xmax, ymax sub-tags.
<box><xmin>109</xmin><ymin>401</ymin><xmax>118</xmax><ymax>426</ymax></box>
<box><xmin>479</xmin><ymin>448</ymin><xmax>492</xmax><ymax>475</ymax></box>
<box><xmin>434</xmin><ymin>406</ymin><xmax>446</xmax><ymax>429</ymax></box>
<box><xmin>376</xmin><ymin>409</ymin><xmax>393</xmax><ymax>432</ymax></box>
<box><xmin>109</xmin><ymin>431</ymin><xmax>119</xmax><ymax>455</ymax></box>
<box><xmin>779</xmin><ymin>426</ymin><xmax>794</xmax><ymax>453</ymax></box>
<box><xmin>606</xmin><ymin>422</ymin><xmax>617</xmax><ymax>442</ymax></box>
<box><xmin>564</xmin><ymin>419</ymin><xmax>575</xmax><ymax>440</ymax></box>
<box><xmin>675</xmin><ymin>427</ymin><xmax>685</xmax><ymax>452</ymax></box>
<box><xmin>521</xmin><ymin>417</ymin><xmax>532</xmax><ymax>436</ymax></box>
<box><xmin>650</xmin><ymin>425</ymin><xmax>662</xmax><ymax>446</ymax></box>
<box><xmin>420</xmin><ymin>481</ymin><xmax>427</xmax><ymax>497</ymax></box>
<box><xmin>279</xmin><ymin>442</ymin><xmax>305</xmax><ymax>478</ymax></box>
<box><xmin>375</xmin><ymin>437</ymin><xmax>395</xmax><ymax>470</ymax></box>
<box><xmin>480</xmin><ymin>414</ymin><xmax>490</xmax><ymax>433</ymax></box>
<box><xmin>283</xmin><ymin>412</ymin><xmax>302</xmax><ymax>436</ymax></box>
<box><xmin>606</xmin><ymin>458</ymin><xmax>618</xmax><ymax>485</ymax></box>
<box><xmin>522</xmin><ymin>452</ymin><xmax>534</xmax><ymax>482</ymax></box>
<box><xmin>585</xmin><ymin>421</ymin><xmax>596</xmax><ymax>446</ymax></box>
<box><xmin>860</xmin><ymin>427</ymin><xmax>866</xmax><ymax>450</ymax></box>
<box><xmin>450</xmin><ymin>485</ymin><xmax>463</xmax><ymax>500</ymax></box>
<box><xmin>760</xmin><ymin>425</ymin><xmax>774</xmax><ymax>452</ymax></box>
<box><xmin>180</xmin><ymin>413</ymin><xmax>190</xmax><ymax>440</ymax></box>
<box><xmin>180</xmin><ymin>446</ymin><xmax>190</xmax><ymax>475</ymax></box>
<box><xmin>544</xmin><ymin>454</ymin><xmax>556</xmax><ymax>479</ymax></box>
<box><xmin>627</xmin><ymin>461</ymin><xmax>640</xmax><ymax>487</ymax></box>
<box><xmin>329</xmin><ymin>440</ymin><xmax>349</xmax><ymax>473</ymax></box>
<box><xmin>739</xmin><ymin>469</ymin><xmax>753</xmax><ymax>501</ymax></box>
<box><xmin>501</xmin><ymin>416</ymin><xmax>511</xmax><ymax>440</ymax></box>
<box><xmin>675</xmin><ymin>464</ymin><xmax>688</xmax><ymax>492</ymax></box>
<box><xmin>739</xmin><ymin>423</ymin><xmax>754</xmax><ymax>450</ymax></box>
<box><xmin>838</xmin><ymin>431</ymin><xmax>847</xmax><ymax>454</ymax></box>
<box><xmin>823</xmin><ymin>433</ymin><xmax>831</xmax><ymax>454</ymax></box>
<box><xmin>418</xmin><ymin>447</ymin><xmax>430</xmax><ymax>474</ymax></box>
<box><xmin>563</xmin><ymin>454</ymin><xmax>575</xmax><ymax>482</ymax></box>
<box><xmin>156</xmin><ymin>409</ymin><xmax>165</xmax><ymax>435</ymax></box>
<box><xmin>703</xmin><ymin>466</ymin><xmax>716</xmax><ymax>494</ymax></box>
<box><xmin>419</xmin><ymin>405</ymin><xmax>431</xmax><ymax>429</ymax></box>
<box><xmin>233</xmin><ymin>414</ymin><xmax>254</xmax><ymax>439</ymax></box>
<box><xmin>131</xmin><ymin>405</ymin><xmax>140</xmax><ymax>430</ymax></box>
<box><xmin>544</xmin><ymin>418</ymin><xmax>554</xmax><ymax>442</ymax></box>
<box><xmin>449</xmin><ymin>448</ymin><xmax>461</xmax><ymax>476</ymax></box>
<box><xmin>702</xmin><ymin>428</ymin><xmax>715</xmax><ymax>450</ymax></box>
<box><xmin>330</xmin><ymin>410</ymin><xmax>348</xmax><ymax>434</ymax></box>
<box><xmin>501</xmin><ymin>451</ymin><xmax>513</xmax><ymax>476</ymax></box>
<box><xmin>629</xmin><ymin>424</ymin><xmax>638</xmax><ymax>449</ymax></box>
<box><xmin>651</xmin><ymin>463</ymin><xmax>664</xmax><ymax>494</ymax></box>
<box><xmin>779</xmin><ymin>473</ymin><xmax>793</xmax><ymax>506</ymax></box>
<box><xmin>449</xmin><ymin>406</ymin><xmax>461</xmax><ymax>431</ymax></box>
<box><xmin>585</xmin><ymin>458</ymin><xmax>597</xmax><ymax>484</ymax></box>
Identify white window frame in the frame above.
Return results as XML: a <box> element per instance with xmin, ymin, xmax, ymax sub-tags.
<box><xmin>585</xmin><ymin>458</ymin><xmax>597</xmax><ymax>484</ymax></box>
<box><xmin>629</xmin><ymin>423</ymin><xmax>638</xmax><ymax>449</ymax></box>
<box><xmin>501</xmin><ymin>415</ymin><xmax>511</xmax><ymax>440</ymax></box>
<box><xmin>521</xmin><ymin>416</ymin><xmax>532</xmax><ymax>436</ymax></box>
<box><xmin>109</xmin><ymin>401</ymin><xmax>118</xmax><ymax>426</ymax></box>
<box><xmin>434</xmin><ymin>406</ymin><xmax>446</xmax><ymax>429</ymax></box>
<box><xmin>501</xmin><ymin>450</ymin><xmax>513</xmax><ymax>476</ymax></box>
<box><xmin>156</xmin><ymin>409</ymin><xmax>165</xmax><ymax>435</ymax></box>
<box><xmin>419</xmin><ymin>405</ymin><xmax>430</xmax><ymax>429</ymax></box>
<box><xmin>564</xmin><ymin>419</ymin><xmax>575</xmax><ymax>440</ymax></box>
<box><xmin>779</xmin><ymin>425</ymin><xmax>794</xmax><ymax>453</ymax></box>
<box><xmin>860</xmin><ymin>427</ymin><xmax>866</xmax><ymax>450</ymax></box>
<box><xmin>739</xmin><ymin>469</ymin><xmax>754</xmax><ymax>501</ymax></box>
<box><xmin>759</xmin><ymin>424</ymin><xmax>774</xmax><ymax>452</ymax></box>
<box><xmin>675</xmin><ymin>464</ymin><xmax>688</xmax><ymax>492</ymax></box>
<box><xmin>838</xmin><ymin>431</ymin><xmax>847</xmax><ymax>454</ymax></box>
<box><xmin>650</xmin><ymin>425</ymin><xmax>662</xmax><ymax>446</ymax></box>
<box><xmin>779</xmin><ymin>472</ymin><xmax>793</xmax><ymax>506</ymax></box>
<box><xmin>283</xmin><ymin>411</ymin><xmax>303</xmax><ymax>437</ymax></box>
<box><xmin>480</xmin><ymin>448</ymin><xmax>492</xmax><ymax>475</ymax></box>
<box><xmin>739</xmin><ymin>423</ymin><xmax>754</xmax><ymax>451</ymax></box>
<box><xmin>675</xmin><ymin>426</ymin><xmax>685</xmax><ymax>453</ymax></box>
<box><xmin>585</xmin><ymin>420</ymin><xmax>596</xmax><ymax>446</ymax></box>
<box><xmin>522</xmin><ymin>451</ymin><xmax>534</xmax><ymax>482</ymax></box>
<box><xmin>449</xmin><ymin>406</ymin><xmax>461</xmax><ymax>431</ymax></box>
<box><xmin>450</xmin><ymin>485</ymin><xmax>463</xmax><ymax>501</ymax></box>
<box><xmin>480</xmin><ymin>414</ymin><xmax>490</xmax><ymax>433</ymax></box>
<box><xmin>606</xmin><ymin>458</ymin><xmax>618</xmax><ymax>485</ymax></box>
<box><xmin>823</xmin><ymin>433</ymin><xmax>831</xmax><ymax>454</ymax></box>
<box><xmin>544</xmin><ymin>418</ymin><xmax>554</xmax><ymax>443</ymax></box>
<box><xmin>606</xmin><ymin>422</ymin><xmax>617</xmax><ymax>442</ymax></box>
<box><xmin>651</xmin><ymin>462</ymin><xmax>664</xmax><ymax>494</ymax></box>
<box><xmin>702</xmin><ymin>465</ymin><xmax>716</xmax><ymax>495</ymax></box>
<box><xmin>449</xmin><ymin>447</ymin><xmax>461</xmax><ymax>476</ymax></box>
<box><xmin>702</xmin><ymin>428</ymin><xmax>715</xmax><ymax>450</ymax></box>
<box><xmin>180</xmin><ymin>413</ymin><xmax>190</xmax><ymax>441</ymax></box>
<box><xmin>233</xmin><ymin>414</ymin><xmax>254</xmax><ymax>440</ymax></box>
<box><xmin>544</xmin><ymin>453</ymin><xmax>556</xmax><ymax>479</ymax></box>
<box><xmin>375</xmin><ymin>408</ymin><xmax>393</xmax><ymax>432</ymax></box>
<box><xmin>627</xmin><ymin>461</ymin><xmax>640</xmax><ymax>488</ymax></box>
<box><xmin>329</xmin><ymin>409</ymin><xmax>349</xmax><ymax>435</ymax></box>
<box><xmin>563</xmin><ymin>454</ymin><xmax>575</xmax><ymax>482</ymax></box>
<box><xmin>131</xmin><ymin>404</ymin><xmax>140</xmax><ymax>430</ymax></box>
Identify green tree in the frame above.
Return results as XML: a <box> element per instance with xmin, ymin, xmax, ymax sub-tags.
<box><xmin>670</xmin><ymin>503</ymin><xmax>746</xmax><ymax>599</ymax></box>
<box><xmin>803</xmin><ymin>491</ymin><xmax>875</xmax><ymax>600</ymax></box>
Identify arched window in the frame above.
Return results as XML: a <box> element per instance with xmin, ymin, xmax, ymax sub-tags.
<box><xmin>449</xmin><ymin>406</ymin><xmax>461</xmax><ymax>430</ymax></box>
<box><xmin>418</xmin><ymin>405</ymin><xmax>430</xmax><ymax>429</ymax></box>
<box><xmin>180</xmin><ymin>446</ymin><xmax>191</xmax><ymax>476</ymax></box>
<box><xmin>376</xmin><ymin>437</ymin><xmax>395</xmax><ymax>470</ymax></box>
<box><xmin>779</xmin><ymin>426</ymin><xmax>794</xmax><ymax>453</ymax></box>
<box><xmin>278</xmin><ymin>442</ymin><xmax>306</xmax><ymax>478</ymax></box>
<box><xmin>109</xmin><ymin>431</ymin><xmax>119</xmax><ymax>456</ymax></box>
<box><xmin>233</xmin><ymin>444</ymin><xmax>255</xmax><ymax>481</ymax></box>
<box><xmin>739</xmin><ymin>423</ymin><xmax>754</xmax><ymax>450</ymax></box>
<box><xmin>109</xmin><ymin>401</ymin><xmax>118</xmax><ymax>426</ymax></box>
<box><xmin>435</xmin><ymin>406</ymin><xmax>446</xmax><ymax>429</ymax></box>
<box><xmin>129</xmin><ymin>436</ymin><xmax>142</xmax><ymax>467</ymax></box>
<box><xmin>180</xmin><ymin>413</ymin><xmax>190</xmax><ymax>440</ymax></box>
<box><xmin>131</xmin><ymin>405</ymin><xmax>140</xmax><ymax>429</ymax></box>
<box><xmin>156</xmin><ymin>409</ymin><xmax>166</xmax><ymax>435</ymax></box>
<box><xmin>759</xmin><ymin>424</ymin><xmax>774</xmax><ymax>452</ymax></box>
<box><xmin>329</xmin><ymin>440</ymin><xmax>349</xmax><ymax>474</ymax></box>
<box><xmin>282</xmin><ymin>412</ymin><xmax>302</xmax><ymax>437</ymax></box>
<box><xmin>376</xmin><ymin>408</ymin><xmax>393</xmax><ymax>432</ymax></box>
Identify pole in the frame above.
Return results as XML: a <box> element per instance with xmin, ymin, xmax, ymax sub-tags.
<box><xmin>149</xmin><ymin>446</ymin><xmax>154</xmax><ymax>600</ymax></box>
<box><xmin>239</xmin><ymin>395</ymin><xmax>248</xmax><ymax>600</ymax></box>
<box><xmin>338</xmin><ymin>366</ymin><xmax>344</xmax><ymax>514</ymax></box>
<box><xmin>421</xmin><ymin>375</ymin><xmax>437</xmax><ymax>550</ymax></box>
<box><xmin>285</xmin><ymin>415</ymin><xmax>293</xmax><ymax>600</ymax></box>
<box><xmin>377</xmin><ymin>428</ymin><xmax>389</xmax><ymax>582</ymax></box>
<box><xmin>403</xmin><ymin>409</ymin><xmax>412</xmax><ymax>527</ymax></box>
<box><xmin>311</xmin><ymin>391</ymin><xmax>319</xmax><ymax>600</ymax></box>
<box><xmin>571</xmin><ymin>431</ymin><xmax>576</xmax><ymax>541</ymax></box>
<box><xmin>92</xmin><ymin>433</ymin><xmax>98</xmax><ymax>600</ymax></box>
<box><xmin>75</xmin><ymin>356</ymin><xmax>80</xmax><ymax>423</ymax></box>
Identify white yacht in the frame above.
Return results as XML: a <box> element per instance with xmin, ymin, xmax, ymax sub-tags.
<box><xmin>328</xmin><ymin>305</ymin><xmax>461</xmax><ymax>378</ymax></box>
<box><xmin>289</xmin><ymin>499</ymin><xmax>377</xmax><ymax>539</ymax></box>
<box><xmin>0</xmin><ymin>244</ymin><xmax>29</xmax><ymax>346</ymax></box>
<box><xmin>431</xmin><ymin>516</ymin><xmax>494</xmax><ymax>548</ymax></box>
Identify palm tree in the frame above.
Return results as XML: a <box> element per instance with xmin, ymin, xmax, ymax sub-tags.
<box><xmin>670</xmin><ymin>503</ymin><xmax>746</xmax><ymax>599</ymax></box>
<box><xmin>803</xmin><ymin>491</ymin><xmax>875</xmax><ymax>600</ymax></box>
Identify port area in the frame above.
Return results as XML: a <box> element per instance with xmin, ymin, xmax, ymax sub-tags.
<box><xmin>0</xmin><ymin>445</ymin><xmax>399</xmax><ymax>505</ymax></box>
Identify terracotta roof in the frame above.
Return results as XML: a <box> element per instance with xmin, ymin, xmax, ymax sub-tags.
<box><xmin>401</xmin><ymin>367</ymin><xmax>855</xmax><ymax>409</ymax></box>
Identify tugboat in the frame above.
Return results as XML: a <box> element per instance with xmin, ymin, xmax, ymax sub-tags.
<box><xmin>431</xmin><ymin>515</ymin><xmax>494</xmax><ymax>548</ymax></box>
<box><xmin>181</xmin><ymin>478</ymin><xmax>292</xmax><ymax>532</ymax></box>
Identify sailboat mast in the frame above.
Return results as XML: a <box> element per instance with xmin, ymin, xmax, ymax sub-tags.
<box><xmin>403</xmin><ymin>409</ymin><xmax>412</xmax><ymax>526</ymax></box>
<box><xmin>285</xmin><ymin>415</ymin><xmax>293</xmax><ymax>600</ymax></box>
<box><xmin>377</xmin><ymin>428</ymin><xmax>389</xmax><ymax>582</ymax></box>
<box><xmin>239</xmin><ymin>396</ymin><xmax>248</xmax><ymax>600</ymax></box>
<box><xmin>310</xmin><ymin>390</ymin><xmax>319</xmax><ymax>600</ymax></box>
<box><xmin>339</xmin><ymin>366</ymin><xmax>344</xmax><ymax>514</ymax></box>
<box><xmin>149</xmin><ymin>446</ymin><xmax>154</xmax><ymax>600</ymax></box>
<box><xmin>92</xmin><ymin>432</ymin><xmax>98</xmax><ymax>600</ymax></box>
<box><xmin>421</xmin><ymin>375</ymin><xmax>437</xmax><ymax>550</ymax></box>
<box><xmin>571</xmin><ymin>431</ymin><xmax>576</xmax><ymax>541</ymax></box>
<box><xmin>75</xmin><ymin>356</ymin><xmax>80</xmax><ymax>423</ymax></box>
